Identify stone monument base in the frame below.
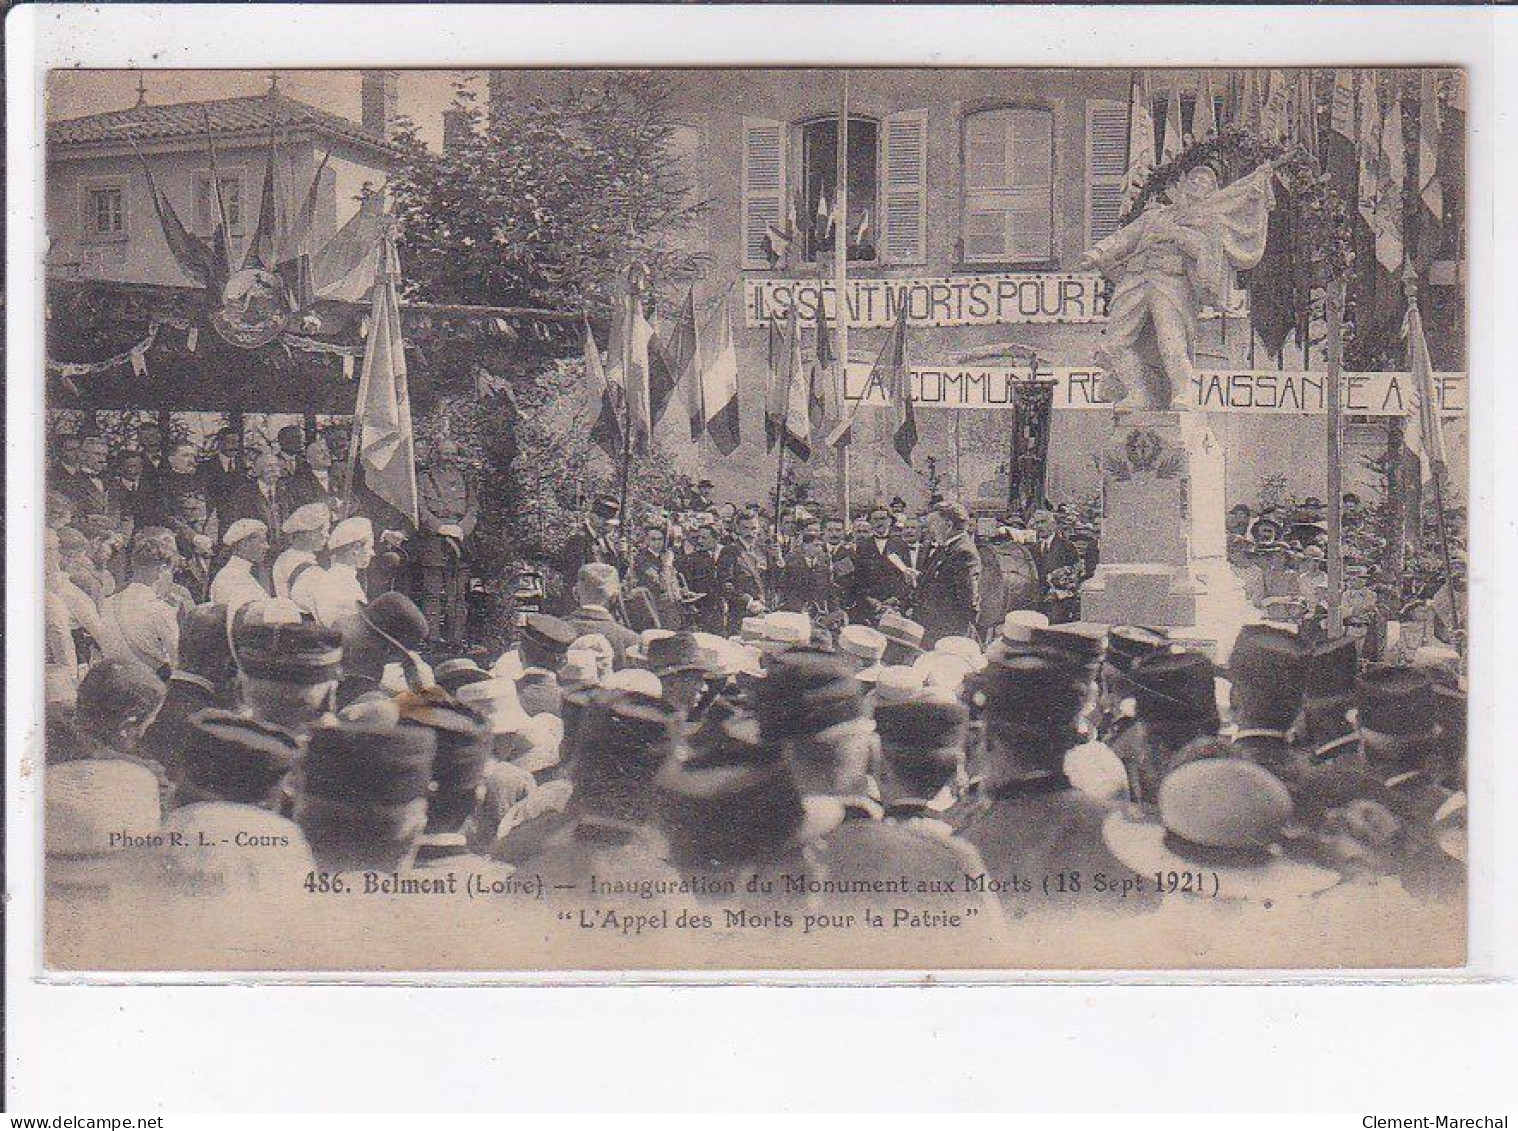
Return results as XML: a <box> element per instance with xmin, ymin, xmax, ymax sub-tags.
<box><xmin>1079</xmin><ymin>410</ymin><xmax>1257</xmax><ymax>661</ymax></box>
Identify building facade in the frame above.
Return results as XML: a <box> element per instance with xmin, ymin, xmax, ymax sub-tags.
<box><xmin>490</xmin><ymin>67</ymin><xmax>1465</xmax><ymax>513</ymax></box>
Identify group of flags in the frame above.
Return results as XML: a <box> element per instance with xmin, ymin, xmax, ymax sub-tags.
<box><xmin>585</xmin><ymin>280</ymin><xmax>919</xmax><ymax>469</ymax></box>
<box><xmin>763</xmin><ymin>183</ymin><xmax>871</xmax><ymax>271</ymax></box>
<box><xmin>585</xmin><ymin>275</ymin><xmax>741</xmax><ymax>461</ymax></box>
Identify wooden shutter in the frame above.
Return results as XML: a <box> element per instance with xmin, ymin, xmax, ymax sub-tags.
<box><xmin>741</xmin><ymin>117</ymin><xmax>787</xmax><ymax>269</ymax></box>
<box><xmin>962</xmin><ymin>107</ymin><xmax>1052</xmax><ymax>264</ymax></box>
<box><xmin>1087</xmin><ymin>99</ymin><xmax>1129</xmax><ymax>246</ymax></box>
<box><xmin>881</xmin><ymin>109</ymin><xmax>928</xmax><ymax>265</ymax></box>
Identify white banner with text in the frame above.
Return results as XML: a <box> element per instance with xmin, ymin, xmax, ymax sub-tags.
<box><xmin>840</xmin><ymin>363</ymin><xmax>1468</xmax><ymax>416</ymax></box>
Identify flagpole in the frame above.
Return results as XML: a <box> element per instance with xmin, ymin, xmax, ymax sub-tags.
<box><xmin>1325</xmin><ymin>279</ymin><xmax>1346</xmax><ymax>636</ymax></box>
<box><xmin>834</xmin><ymin>72</ymin><xmax>852</xmax><ymax>523</ymax></box>
<box><xmin>200</xmin><ymin>107</ymin><xmax>236</xmax><ymax>272</ymax></box>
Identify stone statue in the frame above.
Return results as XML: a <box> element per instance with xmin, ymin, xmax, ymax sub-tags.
<box><xmin>1081</xmin><ymin>161</ymin><xmax>1277</xmax><ymax>412</ymax></box>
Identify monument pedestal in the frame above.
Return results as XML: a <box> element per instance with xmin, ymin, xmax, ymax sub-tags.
<box><xmin>1079</xmin><ymin>411</ymin><xmax>1256</xmax><ymax>659</ymax></box>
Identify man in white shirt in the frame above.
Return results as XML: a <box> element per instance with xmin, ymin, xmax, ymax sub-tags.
<box><xmin>274</xmin><ymin>502</ymin><xmax>330</xmax><ymax>603</ymax></box>
<box><xmin>210</xmin><ymin>518</ymin><xmax>273</xmax><ymax>612</ymax></box>
<box><xmin>307</xmin><ymin>516</ymin><xmax>373</xmax><ymax>629</ymax></box>
<box><xmin>101</xmin><ymin>532</ymin><xmax>181</xmax><ymax>675</ymax></box>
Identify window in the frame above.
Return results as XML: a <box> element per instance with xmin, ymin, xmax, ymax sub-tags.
<box><xmin>799</xmin><ymin>116</ymin><xmax>878</xmax><ymax>262</ymax></box>
<box><xmin>961</xmin><ymin>107</ymin><xmax>1053</xmax><ymax>265</ymax></box>
<box><xmin>85</xmin><ymin>186</ymin><xmax>125</xmax><ymax>240</ymax></box>
<box><xmin>741</xmin><ymin>110</ymin><xmax>926</xmax><ymax>269</ymax></box>
<box><xmin>194</xmin><ymin>174</ymin><xmax>243</xmax><ymax>236</ymax></box>
<box><xmin>1087</xmin><ymin>100</ymin><xmax>1128</xmax><ymax>246</ymax></box>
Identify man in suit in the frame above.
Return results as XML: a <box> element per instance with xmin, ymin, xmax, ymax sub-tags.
<box><xmin>718</xmin><ymin>510</ymin><xmax>769</xmax><ymax>631</ymax></box>
<box><xmin>414</xmin><ymin>438</ymin><xmax>479</xmax><ymax>647</ymax></box>
<box><xmin>678</xmin><ymin>522</ymin><xmax>725</xmax><ymax>634</ymax></box>
<box><xmin>913</xmin><ymin>500</ymin><xmax>982</xmax><ymax>647</ymax></box>
<box><xmin>1029</xmin><ymin>508</ymin><xmax>1082</xmax><ymax>624</ymax></box>
<box><xmin>845</xmin><ymin>505</ymin><xmax>914</xmax><ymax>623</ymax></box>
<box><xmin>562</xmin><ymin>494</ymin><xmax>625</xmax><ymax>585</ymax></box>
<box><xmin>222</xmin><ymin>449</ymin><xmax>291</xmax><ymax>545</ymax></box>
<box><xmin>563</xmin><ymin>563</ymin><xmax>642</xmax><ymax>668</ymax></box>
<box><xmin>201</xmin><ymin>426</ymin><xmax>245</xmax><ymax>520</ymax></box>
<box><xmin>55</xmin><ymin>435</ymin><xmax>115</xmax><ymax>524</ymax></box>
<box><xmin>777</xmin><ymin>531</ymin><xmax>837</xmax><ymax>616</ymax></box>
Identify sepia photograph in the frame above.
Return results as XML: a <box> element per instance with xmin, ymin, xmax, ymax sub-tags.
<box><xmin>36</xmin><ymin>60</ymin><xmax>1471</xmax><ymax>973</ymax></box>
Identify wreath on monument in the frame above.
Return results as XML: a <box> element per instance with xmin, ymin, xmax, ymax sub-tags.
<box><xmin>1122</xmin><ymin>125</ymin><xmax>1358</xmax><ymax>360</ymax></box>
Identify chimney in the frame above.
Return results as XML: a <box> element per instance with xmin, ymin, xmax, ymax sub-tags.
<box><xmin>442</xmin><ymin>109</ymin><xmax>473</xmax><ymax>154</ymax></box>
<box><xmin>361</xmin><ymin>70</ymin><xmax>398</xmax><ymax>140</ymax></box>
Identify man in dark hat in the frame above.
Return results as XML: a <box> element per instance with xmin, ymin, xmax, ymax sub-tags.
<box><xmin>644</xmin><ymin>632</ymin><xmax>718</xmax><ymax>718</ymax></box>
<box><xmin>171</xmin><ymin>709</ymin><xmax>300</xmax><ymax>813</ymax></box>
<box><xmin>1297</xmin><ymin>635</ymin><xmax>1361</xmax><ymax>767</ymax></box>
<box><xmin>873</xmin><ymin>691</ymin><xmax>971</xmax><ymax>825</ymax></box>
<box><xmin>234</xmin><ymin>606</ymin><xmax>346</xmax><ymax>737</ymax></box>
<box><xmin>140</xmin><ymin>603</ymin><xmax>239</xmax><ymax>783</ymax></box>
<box><xmin>913</xmin><ymin>500</ymin><xmax>982</xmax><ymax>647</ymax></box>
<box><xmin>48</xmin><ymin>658</ymin><xmax>167</xmax><ymax>778</ymax></box>
<box><xmin>952</xmin><ymin>652</ymin><xmax>1147</xmax><ymax>917</ymax></box>
<box><xmin>295</xmin><ymin>719</ymin><xmax>437</xmax><ymax>871</ymax></box>
<box><xmin>1354</xmin><ymin>665</ymin><xmax>1453</xmax><ymax>831</ymax></box>
<box><xmin>564</xmin><ymin>563</ymin><xmax>642</xmax><ymax>667</ymax></box>
<box><xmin>1108</xmin><ymin>648</ymin><xmax>1222</xmax><ymax>803</ymax></box>
<box><xmin>1097</xmin><ymin>625</ymin><xmax>1171</xmax><ymax>745</ymax></box>
<box><xmin>334</xmin><ymin>591</ymin><xmax>428</xmax><ymax>711</ymax></box>
<box><xmin>1226</xmin><ymin>624</ymin><xmax>1309</xmax><ymax>784</ymax></box>
<box><xmin>516</xmin><ymin>613</ymin><xmax>580</xmax><ymax>717</ymax></box>
<box><xmin>397</xmin><ymin>692</ymin><xmax>506</xmax><ymax>872</ymax></box>
<box><xmin>513</xmin><ymin>690</ymin><xmax>683</xmax><ymax>893</ymax></box>
<box><xmin>754</xmin><ymin>649</ymin><xmax>880</xmax><ymax>817</ymax></box>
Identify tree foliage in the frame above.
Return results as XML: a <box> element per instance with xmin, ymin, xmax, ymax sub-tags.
<box><xmin>384</xmin><ymin>72</ymin><xmax>708</xmax><ymax>627</ymax></box>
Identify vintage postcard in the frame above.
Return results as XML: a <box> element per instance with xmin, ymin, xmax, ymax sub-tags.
<box><xmin>37</xmin><ymin>63</ymin><xmax>1470</xmax><ymax>973</ymax></box>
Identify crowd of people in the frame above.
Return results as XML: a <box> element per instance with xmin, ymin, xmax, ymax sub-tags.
<box><xmin>44</xmin><ymin>424</ymin><xmax>1469</xmax><ymax>956</ymax></box>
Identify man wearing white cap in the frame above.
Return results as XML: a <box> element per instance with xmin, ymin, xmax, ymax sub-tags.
<box><xmin>837</xmin><ymin>624</ymin><xmax>888</xmax><ymax>683</ymax></box>
<box><xmin>306</xmin><ymin>516</ymin><xmax>373</xmax><ymax>628</ymax></box>
<box><xmin>274</xmin><ymin>502</ymin><xmax>331</xmax><ymax>604</ymax></box>
<box><xmin>209</xmin><ymin>518</ymin><xmax>273</xmax><ymax>612</ymax></box>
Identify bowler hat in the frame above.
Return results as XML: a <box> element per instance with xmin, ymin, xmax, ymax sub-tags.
<box><xmin>434</xmin><ymin>657</ymin><xmax>490</xmax><ymax>694</ymax></box>
<box><xmin>302</xmin><ymin>720</ymin><xmax>437</xmax><ymax>807</ymax></box>
<box><xmin>180</xmin><ymin>709</ymin><xmax>301</xmax><ymax>805</ymax></box>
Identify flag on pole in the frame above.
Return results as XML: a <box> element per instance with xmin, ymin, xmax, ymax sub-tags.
<box><xmin>1261</xmin><ymin>70</ymin><xmax>1288</xmax><ymax>142</ymax></box>
<box><xmin>1194</xmin><ymin>72</ymin><xmax>1218</xmax><ymax>139</ymax></box>
<box><xmin>352</xmin><ymin>231</ymin><xmax>419</xmax><ymax>529</ymax></box>
<box><xmin>134</xmin><ymin>142</ymin><xmax>225</xmax><ymax>291</ymax></box>
<box><xmin>647</xmin><ymin>321</ymin><xmax>680</xmax><ymax>427</ymax></box>
<box><xmin>1292</xmin><ymin>70</ymin><xmax>1319</xmax><ymax>154</ymax></box>
<box><xmin>585</xmin><ymin>317</ymin><xmax>623</xmax><ymax>458</ymax></box>
<box><xmin>810</xmin><ymin>296</ymin><xmax>839</xmax><ymax>439</ymax></box>
<box><xmin>604</xmin><ymin>284</ymin><xmax>655</xmax><ymax>456</ymax></box>
<box><xmin>774</xmin><ymin>305</ymin><xmax>812</xmax><ymax>463</ymax></box>
<box><xmin>1331</xmin><ymin>69</ymin><xmax>1356</xmax><ymax>141</ymax></box>
<box><xmin>1124</xmin><ymin>73</ymin><xmax>1157</xmax><ymax>205</ymax></box>
<box><xmin>1403</xmin><ymin>293</ymin><xmax>1448</xmax><ymax>486</ymax></box>
<box><xmin>1417</xmin><ymin>70</ymin><xmax>1444</xmax><ymax>223</ymax></box>
<box><xmin>765</xmin><ymin>313</ymin><xmax>785</xmax><ymax>451</ymax></box>
<box><xmin>884</xmin><ymin>306</ymin><xmax>918</xmax><ymax>464</ymax></box>
<box><xmin>1162</xmin><ymin>84</ymin><xmax>1184</xmax><ymax>160</ymax></box>
<box><xmin>667</xmin><ymin>288</ymin><xmax>705</xmax><ymax>443</ymax></box>
<box><xmin>700</xmin><ymin>299</ymin><xmax>741</xmax><ymax>455</ymax></box>
<box><xmin>1375</xmin><ymin>86</ymin><xmax>1407</xmax><ymax>273</ymax></box>
<box><xmin>1238</xmin><ymin>70</ymin><xmax>1262</xmax><ymax>132</ymax></box>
